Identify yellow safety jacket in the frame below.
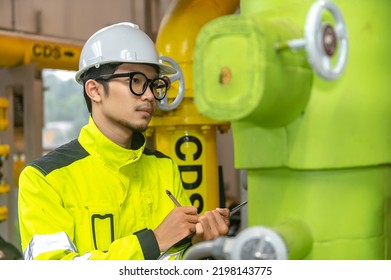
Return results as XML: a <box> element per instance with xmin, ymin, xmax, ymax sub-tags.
<box><xmin>18</xmin><ymin>117</ymin><xmax>191</xmax><ymax>260</ymax></box>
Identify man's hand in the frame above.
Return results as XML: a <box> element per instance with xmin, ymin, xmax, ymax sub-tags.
<box><xmin>154</xmin><ymin>206</ymin><xmax>198</xmax><ymax>251</ymax></box>
<box><xmin>191</xmin><ymin>208</ymin><xmax>230</xmax><ymax>245</ymax></box>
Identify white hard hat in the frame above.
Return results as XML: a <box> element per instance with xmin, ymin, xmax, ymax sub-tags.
<box><xmin>75</xmin><ymin>22</ymin><xmax>176</xmax><ymax>84</ymax></box>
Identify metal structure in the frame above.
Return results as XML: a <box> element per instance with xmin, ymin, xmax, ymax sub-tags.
<box><xmin>192</xmin><ymin>0</ymin><xmax>391</xmax><ymax>259</ymax></box>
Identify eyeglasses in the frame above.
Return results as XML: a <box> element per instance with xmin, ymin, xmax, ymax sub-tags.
<box><xmin>95</xmin><ymin>71</ymin><xmax>170</xmax><ymax>101</ymax></box>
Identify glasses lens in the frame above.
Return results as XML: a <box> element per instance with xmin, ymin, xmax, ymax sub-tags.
<box><xmin>130</xmin><ymin>73</ymin><xmax>148</xmax><ymax>95</ymax></box>
<box><xmin>151</xmin><ymin>78</ymin><xmax>168</xmax><ymax>100</ymax></box>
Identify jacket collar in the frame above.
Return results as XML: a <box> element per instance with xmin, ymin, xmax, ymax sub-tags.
<box><xmin>78</xmin><ymin>116</ymin><xmax>146</xmax><ymax>168</ymax></box>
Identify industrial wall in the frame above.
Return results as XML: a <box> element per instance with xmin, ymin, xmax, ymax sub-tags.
<box><xmin>0</xmin><ymin>0</ymin><xmax>173</xmax><ymax>41</ymax></box>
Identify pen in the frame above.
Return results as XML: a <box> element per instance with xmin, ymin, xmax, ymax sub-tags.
<box><xmin>230</xmin><ymin>200</ymin><xmax>248</xmax><ymax>216</ymax></box>
<box><xmin>166</xmin><ymin>189</ymin><xmax>182</xmax><ymax>207</ymax></box>
<box><xmin>166</xmin><ymin>189</ymin><xmax>247</xmax><ymax>214</ymax></box>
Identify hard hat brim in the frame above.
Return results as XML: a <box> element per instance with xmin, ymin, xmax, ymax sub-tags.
<box><xmin>75</xmin><ymin>61</ymin><xmax>177</xmax><ymax>84</ymax></box>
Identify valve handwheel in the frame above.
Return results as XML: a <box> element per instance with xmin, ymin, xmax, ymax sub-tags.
<box><xmin>157</xmin><ymin>56</ymin><xmax>185</xmax><ymax>111</ymax></box>
<box><xmin>304</xmin><ymin>0</ymin><xmax>348</xmax><ymax>80</ymax></box>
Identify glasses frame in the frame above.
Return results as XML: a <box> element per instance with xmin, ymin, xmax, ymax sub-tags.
<box><xmin>95</xmin><ymin>71</ymin><xmax>170</xmax><ymax>101</ymax></box>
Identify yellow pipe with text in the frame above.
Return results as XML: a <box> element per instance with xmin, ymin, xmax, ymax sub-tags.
<box><xmin>149</xmin><ymin>0</ymin><xmax>239</xmax><ymax>213</ymax></box>
<box><xmin>0</xmin><ymin>31</ymin><xmax>81</xmax><ymax>70</ymax></box>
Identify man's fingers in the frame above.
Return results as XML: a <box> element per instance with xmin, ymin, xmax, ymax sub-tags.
<box><xmin>195</xmin><ymin>223</ymin><xmax>203</xmax><ymax>234</ymax></box>
<box><xmin>197</xmin><ymin>210</ymin><xmax>227</xmax><ymax>238</ymax></box>
<box><xmin>216</xmin><ymin>208</ymin><xmax>230</xmax><ymax>226</ymax></box>
<box><xmin>181</xmin><ymin>206</ymin><xmax>198</xmax><ymax>214</ymax></box>
<box><xmin>216</xmin><ymin>207</ymin><xmax>230</xmax><ymax>217</ymax></box>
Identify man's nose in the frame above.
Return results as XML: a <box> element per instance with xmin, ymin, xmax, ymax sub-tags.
<box><xmin>141</xmin><ymin>84</ymin><xmax>155</xmax><ymax>101</ymax></box>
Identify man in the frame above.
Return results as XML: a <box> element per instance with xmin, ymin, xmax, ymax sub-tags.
<box><xmin>18</xmin><ymin>22</ymin><xmax>229</xmax><ymax>260</ymax></box>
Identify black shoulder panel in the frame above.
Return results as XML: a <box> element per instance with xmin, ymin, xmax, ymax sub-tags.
<box><xmin>143</xmin><ymin>147</ymin><xmax>170</xmax><ymax>159</ymax></box>
<box><xmin>29</xmin><ymin>139</ymin><xmax>89</xmax><ymax>176</ymax></box>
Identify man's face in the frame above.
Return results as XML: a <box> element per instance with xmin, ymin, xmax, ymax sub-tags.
<box><xmin>98</xmin><ymin>63</ymin><xmax>159</xmax><ymax>133</ymax></box>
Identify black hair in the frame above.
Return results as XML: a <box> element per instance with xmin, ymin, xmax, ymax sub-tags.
<box><xmin>79</xmin><ymin>63</ymin><xmax>122</xmax><ymax>113</ymax></box>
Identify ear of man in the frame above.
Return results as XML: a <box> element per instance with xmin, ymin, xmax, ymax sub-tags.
<box><xmin>85</xmin><ymin>79</ymin><xmax>103</xmax><ymax>103</ymax></box>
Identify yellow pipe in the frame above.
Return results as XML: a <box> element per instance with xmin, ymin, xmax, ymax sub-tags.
<box><xmin>156</xmin><ymin>0</ymin><xmax>239</xmax><ymax>99</ymax></box>
<box><xmin>0</xmin><ymin>206</ymin><xmax>7</xmax><ymax>222</ymax></box>
<box><xmin>0</xmin><ymin>97</ymin><xmax>9</xmax><ymax>131</ymax></box>
<box><xmin>151</xmin><ymin>0</ymin><xmax>239</xmax><ymax>214</ymax></box>
<box><xmin>0</xmin><ymin>184</ymin><xmax>10</xmax><ymax>195</ymax></box>
<box><xmin>0</xmin><ymin>143</ymin><xmax>10</xmax><ymax>195</ymax></box>
<box><xmin>0</xmin><ymin>30</ymin><xmax>82</xmax><ymax>71</ymax></box>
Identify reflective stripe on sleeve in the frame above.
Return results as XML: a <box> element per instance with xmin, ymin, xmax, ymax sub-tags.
<box><xmin>73</xmin><ymin>252</ymin><xmax>91</xmax><ymax>260</ymax></box>
<box><xmin>24</xmin><ymin>232</ymin><xmax>78</xmax><ymax>260</ymax></box>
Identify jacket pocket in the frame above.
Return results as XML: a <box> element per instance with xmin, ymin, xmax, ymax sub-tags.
<box><xmin>86</xmin><ymin>203</ymin><xmax>118</xmax><ymax>252</ymax></box>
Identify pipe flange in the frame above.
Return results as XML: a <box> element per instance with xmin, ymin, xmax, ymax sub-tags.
<box><xmin>230</xmin><ymin>226</ymin><xmax>288</xmax><ymax>260</ymax></box>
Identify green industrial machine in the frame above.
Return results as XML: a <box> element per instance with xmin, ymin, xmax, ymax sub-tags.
<box><xmin>190</xmin><ymin>0</ymin><xmax>391</xmax><ymax>259</ymax></box>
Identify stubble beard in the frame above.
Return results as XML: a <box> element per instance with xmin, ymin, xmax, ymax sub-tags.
<box><xmin>118</xmin><ymin>117</ymin><xmax>150</xmax><ymax>133</ymax></box>
<box><xmin>118</xmin><ymin>103</ymin><xmax>154</xmax><ymax>133</ymax></box>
